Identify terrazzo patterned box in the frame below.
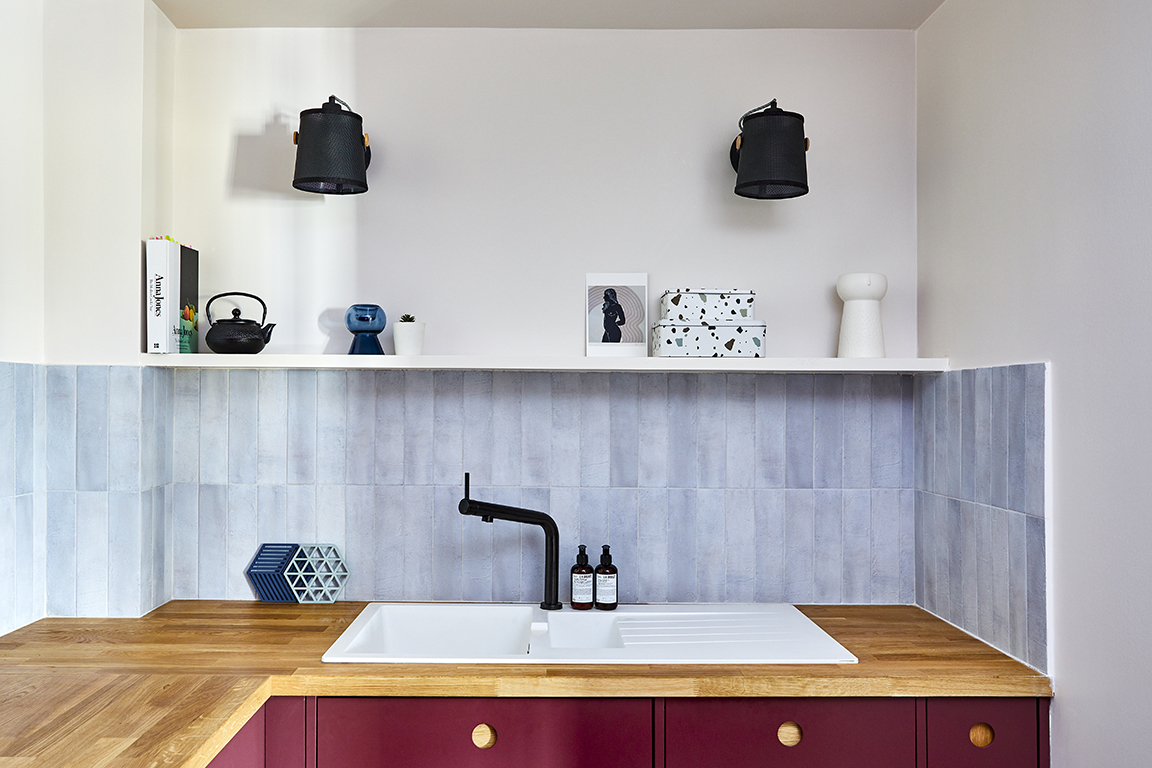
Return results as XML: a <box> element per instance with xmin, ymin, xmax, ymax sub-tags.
<box><xmin>659</xmin><ymin>289</ymin><xmax>756</xmax><ymax>323</ymax></box>
<box><xmin>651</xmin><ymin>320</ymin><xmax>767</xmax><ymax>356</ymax></box>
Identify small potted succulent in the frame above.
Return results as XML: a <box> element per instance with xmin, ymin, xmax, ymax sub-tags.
<box><xmin>392</xmin><ymin>313</ymin><xmax>425</xmax><ymax>355</ymax></box>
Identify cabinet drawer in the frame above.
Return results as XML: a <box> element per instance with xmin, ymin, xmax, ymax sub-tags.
<box><xmin>317</xmin><ymin>697</ymin><xmax>653</xmax><ymax>768</ymax></box>
<box><xmin>666</xmin><ymin>698</ymin><xmax>916</xmax><ymax>768</ymax></box>
<box><xmin>926</xmin><ymin>698</ymin><xmax>1040</xmax><ymax>768</ymax></box>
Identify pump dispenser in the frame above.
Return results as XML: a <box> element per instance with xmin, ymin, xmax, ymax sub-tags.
<box><xmin>594</xmin><ymin>545</ymin><xmax>618</xmax><ymax>610</ymax></box>
<box><xmin>570</xmin><ymin>545</ymin><xmax>594</xmax><ymax>610</ymax></box>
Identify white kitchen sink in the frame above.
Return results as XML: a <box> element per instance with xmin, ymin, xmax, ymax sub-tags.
<box><xmin>322</xmin><ymin>603</ymin><xmax>857</xmax><ymax>665</ymax></box>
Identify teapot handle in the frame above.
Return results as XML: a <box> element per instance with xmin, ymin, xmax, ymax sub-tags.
<box><xmin>206</xmin><ymin>292</ymin><xmax>268</xmax><ymax>327</ymax></box>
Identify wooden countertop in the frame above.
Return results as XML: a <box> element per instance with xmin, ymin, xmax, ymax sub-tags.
<box><xmin>0</xmin><ymin>601</ymin><xmax>1050</xmax><ymax>767</ymax></box>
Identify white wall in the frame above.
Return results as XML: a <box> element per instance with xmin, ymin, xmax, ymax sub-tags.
<box><xmin>918</xmin><ymin>0</ymin><xmax>1152</xmax><ymax>764</ymax></box>
<box><xmin>0</xmin><ymin>0</ymin><xmax>45</xmax><ymax>364</ymax></box>
<box><xmin>172</xmin><ymin>28</ymin><xmax>918</xmax><ymax>357</ymax></box>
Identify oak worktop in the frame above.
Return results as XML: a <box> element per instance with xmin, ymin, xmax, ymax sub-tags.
<box><xmin>0</xmin><ymin>601</ymin><xmax>1050</xmax><ymax>768</ymax></box>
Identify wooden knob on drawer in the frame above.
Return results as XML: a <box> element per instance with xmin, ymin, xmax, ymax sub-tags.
<box><xmin>970</xmin><ymin>722</ymin><xmax>995</xmax><ymax>748</ymax></box>
<box><xmin>472</xmin><ymin>723</ymin><xmax>497</xmax><ymax>749</ymax></box>
<box><xmin>777</xmin><ymin>721</ymin><xmax>803</xmax><ymax>747</ymax></box>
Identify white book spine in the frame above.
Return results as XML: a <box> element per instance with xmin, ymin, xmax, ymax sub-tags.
<box><xmin>168</xmin><ymin>243</ymin><xmax>182</xmax><ymax>352</ymax></box>
<box><xmin>145</xmin><ymin>239</ymin><xmax>172</xmax><ymax>353</ymax></box>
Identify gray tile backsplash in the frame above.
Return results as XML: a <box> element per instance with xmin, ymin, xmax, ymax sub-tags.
<box><xmin>0</xmin><ymin>361</ymin><xmax>1047</xmax><ymax>676</ymax></box>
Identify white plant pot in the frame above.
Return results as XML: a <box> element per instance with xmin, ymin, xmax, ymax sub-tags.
<box><xmin>393</xmin><ymin>322</ymin><xmax>425</xmax><ymax>355</ymax></box>
<box><xmin>836</xmin><ymin>273</ymin><xmax>887</xmax><ymax>358</ymax></box>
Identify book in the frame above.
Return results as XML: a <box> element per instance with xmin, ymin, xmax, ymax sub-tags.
<box><xmin>145</xmin><ymin>237</ymin><xmax>199</xmax><ymax>353</ymax></box>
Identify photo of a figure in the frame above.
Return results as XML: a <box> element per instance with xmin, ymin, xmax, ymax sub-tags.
<box><xmin>586</xmin><ymin>273</ymin><xmax>647</xmax><ymax>357</ymax></box>
<box><xmin>601</xmin><ymin>288</ymin><xmax>626</xmax><ymax>342</ymax></box>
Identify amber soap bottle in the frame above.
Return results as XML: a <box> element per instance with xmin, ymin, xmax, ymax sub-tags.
<box><xmin>570</xmin><ymin>545</ymin><xmax>594</xmax><ymax>610</ymax></box>
<box><xmin>594</xmin><ymin>545</ymin><xmax>618</xmax><ymax>610</ymax></box>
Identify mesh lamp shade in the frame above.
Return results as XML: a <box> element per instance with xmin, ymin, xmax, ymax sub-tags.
<box><xmin>293</xmin><ymin>96</ymin><xmax>371</xmax><ymax>194</ymax></box>
<box><xmin>730</xmin><ymin>100</ymin><xmax>808</xmax><ymax>199</ymax></box>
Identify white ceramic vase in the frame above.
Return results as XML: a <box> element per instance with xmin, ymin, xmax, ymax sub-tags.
<box><xmin>836</xmin><ymin>273</ymin><xmax>887</xmax><ymax>358</ymax></box>
<box><xmin>393</xmin><ymin>321</ymin><xmax>425</xmax><ymax>355</ymax></box>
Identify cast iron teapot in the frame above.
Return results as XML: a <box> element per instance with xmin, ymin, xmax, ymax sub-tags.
<box><xmin>205</xmin><ymin>292</ymin><xmax>275</xmax><ymax>354</ymax></box>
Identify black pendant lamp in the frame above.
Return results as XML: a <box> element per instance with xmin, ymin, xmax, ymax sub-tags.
<box><xmin>292</xmin><ymin>96</ymin><xmax>371</xmax><ymax>194</ymax></box>
<box><xmin>729</xmin><ymin>100</ymin><xmax>809</xmax><ymax>199</ymax></box>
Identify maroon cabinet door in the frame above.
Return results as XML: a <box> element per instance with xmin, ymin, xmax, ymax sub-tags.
<box><xmin>666</xmin><ymin>698</ymin><xmax>916</xmax><ymax>768</ymax></box>
<box><xmin>206</xmin><ymin>705</ymin><xmax>265</xmax><ymax>768</ymax></box>
<box><xmin>926</xmin><ymin>698</ymin><xmax>1041</xmax><ymax>768</ymax></box>
<box><xmin>317</xmin><ymin>697</ymin><xmax>653</xmax><ymax>768</ymax></box>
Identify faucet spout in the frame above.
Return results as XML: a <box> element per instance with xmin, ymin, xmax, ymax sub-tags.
<box><xmin>458</xmin><ymin>473</ymin><xmax>562</xmax><ymax>610</ymax></box>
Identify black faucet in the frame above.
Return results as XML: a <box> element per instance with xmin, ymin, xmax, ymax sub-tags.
<box><xmin>458</xmin><ymin>472</ymin><xmax>562</xmax><ymax>610</ymax></box>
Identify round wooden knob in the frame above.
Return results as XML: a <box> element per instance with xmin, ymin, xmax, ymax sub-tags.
<box><xmin>472</xmin><ymin>723</ymin><xmax>497</xmax><ymax>749</ymax></box>
<box><xmin>777</xmin><ymin>721</ymin><xmax>803</xmax><ymax>747</ymax></box>
<box><xmin>970</xmin><ymin>722</ymin><xmax>994</xmax><ymax>748</ymax></box>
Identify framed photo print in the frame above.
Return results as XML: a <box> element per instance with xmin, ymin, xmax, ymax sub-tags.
<box><xmin>586</xmin><ymin>273</ymin><xmax>648</xmax><ymax>357</ymax></box>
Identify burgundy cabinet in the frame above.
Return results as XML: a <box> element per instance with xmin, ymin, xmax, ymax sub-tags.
<box><xmin>207</xmin><ymin>697</ymin><xmax>311</xmax><ymax>768</ymax></box>
<box><xmin>666</xmin><ymin>698</ymin><xmax>916</xmax><ymax>768</ymax></box>
<box><xmin>925</xmin><ymin>698</ymin><xmax>1043</xmax><ymax>768</ymax></box>
<box><xmin>316</xmin><ymin>697</ymin><xmax>654</xmax><ymax>768</ymax></box>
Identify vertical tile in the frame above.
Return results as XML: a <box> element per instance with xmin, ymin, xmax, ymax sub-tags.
<box><xmin>0</xmin><ymin>364</ymin><xmax>13</xmax><ymax>500</ymax></box>
<box><xmin>374</xmin><ymin>370</ymin><xmax>405</xmax><ymax>485</ymax></box>
<box><xmin>461</xmin><ymin>484</ymin><xmax>494</xmax><ymax>603</ymax></box>
<box><xmin>14</xmin><ymin>365</ymin><xmax>35</xmax><ymax>495</ymax></box>
<box><xmin>196</xmin><ymin>484</ymin><xmax>227</xmax><ymax>600</ymax></box>
<box><xmin>345</xmin><ymin>485</ymin><xmax>377</xmax><ymax>600</ymax></box>
<box><xmin>432</xmin><ymin>371</ymin><xmax>464</xmax><ymax>486</ymax></box>
<box><xmin>901</xmin><ymin>376</ymin><xmax>915</xmax><ymax>490</ymax></box>
<box><xmin>489</xmin><ymin>487</ymin><xmax>522</xmax><ymax>601</ymax></box>
<box><xmin>578</xmin><ymin>487</ymin><xmax>610</xmax><ymax>555</ymax></box>
<box><xmin>402</xmin><ymin>485</ymin><xmax>434</xmax><ymax>600</ymax></box>
<box><xmin>960</xmin><ymin>501</ymin><xmax>979</xmax><ymax>631</ymax></box>
<box><xmin>550</xmin><ymin>373</ymin><xmax>581</xmax><ymax>487</ymax></box>
<box><xmin>608</xmin><ymin>488</ymin><xmax>639</xmax><ymax>603</ymax></box>
<box><xmin>842</xmin><ymin>489</ymin><xmax>871</xmax><ymax>603</ymax></box>
<box><xmin>108</xmin><ymin>492</ymin><xmax>142</xmax><ymax>617</ymax></box>
<box><xmin>373</xmin><ymin>486</ymin><xmax>403</xmax><ymax>600</ymax></box>
<box><xmin>1026</xmin><ymin>514</ymin><xmax>1047</xmax><ymax>671</ymax></box>
<box><xmin>945</xmin><ymin>372</ymin><xmax>963</xmax><ymax>498</ymax></box>
<box><xmin>899</xmin><ymin>488</ymin><xmax>916</xmax><ymax>604</ymax></box>
<box><xmin>637</xmin><ymin>374</ymin><xmax>669</xmax><ymax>489</ymax></box>
<box><xmin>138</xmin><ymin>489</ymin><xmax>155</xmax><ymax>612</ymax></box>
<box><xmin>157</xmin><ymin>369</ymin><xmax>175</xmax><ymax>488</ymax></box>
<box><xmin>667</xmin><ymin>374</ymin><xmax>698</xmax><ymax>489</ymax></box>
<box><xmin>696</xmin><ymin>375</ymin><xmax>726</xmax><ymax>489</ymax></box>
<box><xmin>432</xmin><ymin>485</ymin><xmax>463</xmax><ymax>601</ymax></box>
<box><xmin>521</xmin><ymin>488</ymin><xmax>550</xmax><ymax>606</ymax></box>
<box><xmin>579</xmin><ymin>373</ymin><xmax>610</xmax><ymax>487</ymax></box>
<box><xmin>813</xmin><ymin>490</ymin><xmax>843</xmax><ymax>602</ymax></box>
<box><xmin>784</xmin><ymin>375</ymin><xmax>814</xmax><ymax>489</ymax></box>
<box><xmin>667</xmin><ymin>489</ymin><xmax>697</xmax><ymax>601</ymax></box>
<box><xmin>140</xmin><ymin>369</ymin><xmax>156</xmax><ymax>491</ymax></box>
<box><xmin>345</xmin><ymin>371</ymin><xmax>376</xmax><ymax>484</ymax></box>
<box><xmin>976</xmin><ymin>503</ymin><xmax>994</xmax><ymax>642</ymax></box>
<box><xmin>0</xmin><ymin>500</ymin><xmax>11</xmax><ymax>634</ymax></box>
<box><xmin>695</xmin><ymin>489</ymin><xmax>725</xmax><ymax>602</ymax></box>
<box><xmin>257</xmin><ymin>370</ymin><xmax>288</xmax><ymax>485</ymax></box>
<box><xmin>989</xmin><ymin>367</ymin><xmax>1009</xmax><ymax>509</ymax></box>
<box><xmin>198</xmin><ymin>370</ymin><xmax>228</xmax><ymax>485</ymax></box>
<box><xmin>973</xmin><ymin>367</ymin><xmax>992</xmax><ymax>505</ymax></box>
<box><xmin>871</xmin><ymin>489</ymin><xmax>902</xmax><ymax>603</ymax></box>
<box><xmin>960</xmin><ymin>369</ymin><xmax>976</xmax><ymax>501</ymax></box>
<box><xmin>725</xmin><ymin>375</ymin><xmax>755</xmax><ymax>489</ymax></box>
<box><xmin>812</xmin><ymin>375</ymin><xmax>843</xmax><ymax>489</ymax></box>
<box><xmin>119</xmin><ymin>367</ymin><xmax>150</xmax><ymax>489</ymax></box>
<box><xmin>1008</xmin><ymin>510</ymin><xmax>1028</xmax><ymax>660</ymax></box>
<box><xmin>75</xmin><ymin>492</ymin><xmax>108</xmax><ymax>616</ymax></box>
<box><xmin>932</xmin><ymin>374</ymin><xmax>948</xmax><ymax>496</ymax></box>
<box><xmin>14</xmin><ymin>495</ymin><xmax>34</xmax><ymax>626</ymax></box>
<box><xmin>287</xmin><ymin>370</ymin><xmax>317</xmax><ymax>485</ymax></box>
<box><xmin>917</xmin><ymin>375</ymin><xmax>936</xmax><ymax>494</ymax></box>
<box><xmin>491</xmin><ymin>373</ymin><xmax>522</xmax><ymax>486</ymax></box>
<box><xmin>520</xmin><ymin>372</ymin><xmax>551</xmax><ymax>487</ymax></box>
<box><xmin>46</xmin><ymin>491</ymin><xmax>77</xmax><ymax>615</ymax></box>
<box><xmin>46</xmin><ymin>367</ymin><xmax>77</xmax><ymax>491</ymax></box>
<box><xmin>945</xmin><ymin>497</ymin><xmax>963</xmax><ymax>625</ymax></box>
<box><xmin>256</xmin><ymin>484</ymin><xmax>287</xmax><ymax>544</ymax></box>
<box><xmin>34</xmin><ymin>364</ymin><xmax>47</xmax><ymax>495</ymax></box>
<box><xmin>316</xmin><ymin>485</ymin><xmax>346</xmax><ymax>553</ymax></box>
<box><xmin>637</xmin><ymin>489</ymin><xmax>669</xmax><ymax>603</ymax></box>
<box><xmin>225</xmin><ymin>485</ymin><xmax>257</xmax><ymax>599</ymax></box>
<box><xmin>226</xmin><ymin>370</ymin><xmax>258</xmax><ymax>485</ymax></box>
<box><xmin>754</xmin><ymin>490</ymin><xmax>785</xmax><ymax>603</ymax></box>
<box><xmin>285</xmin><ymin>484</ymin><xmax>316</xmax><ymax>543</ymax></box>
<box><xmin>1007</xmin><ymin>366</ymin><xmax>1027</xmax><ymax>513</ymax></box>
<box><xmin>783</xmin><ymin>490</ymin><xmax>814</xmax><ymax>602</ymax></box>
<box><xmin>461</xmin><ymin>371</ymin><xmax>494</xmax><ymax>487</ymax></box>
<box><xmin>871</xmin><ymin>375</ymin><xmax>903</xmax><ymax>489</ymax></box>
<box><xmin>1024</xmin><ymin>364</ymin><xmax>1045</xmax><ymax>518</ymax></box>
<box><xmin>920</xmin><ymin>492</ymin><xmax>938</xmax><ymax>613</ymax></box>
<box><xmin>913</xmin><ymin>491</ymin><xmax>925</xmax><ymax>607</ymax></box>
<box><xmin>550</xmin><ymin>486</ymin><xmax>581</xmax><ymax>595</ymax></box>
<box><xmin>609</xmin><ymin>373</ymin><xmax>640</xmax><ymax>488</ymax></box>
<box><xmin>724</xmin><ymin>490</ymin><xmax>755</xmax><ymax>602</ymax></box>
<box><xmin>754</xmin><ymin>375</ymin><xmax>786</xmax><ymax>489</ymax></box>
<box><xmin>316</xmin><ymin>370</ymin><xmax>347</xmax><ymax>485</ymax></box>
<box><xmin>843</xmin><ymin>375</ymin><xmax>872</xmax><ymax>489</ymax></box>
<box><xmin>990</xmin><ymin>505</ymin><xmax>1011</xmax><ymax>653</ymax></box>
<box><xmin>172</xmin><ymin>483</ymin><xmax>198</xmax><ymax>598</ymax></box>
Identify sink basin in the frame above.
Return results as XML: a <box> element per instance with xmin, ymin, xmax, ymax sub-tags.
<box><xmin>323</xmin><ymin>603</ymin><xmax>857</xmax><ymax>665</ymax></box>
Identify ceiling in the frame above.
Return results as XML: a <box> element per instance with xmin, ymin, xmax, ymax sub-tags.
<box><xmin>152</xmin><ymin>0</ymin><xmax>949</xmax><ymax>30</ymax></box>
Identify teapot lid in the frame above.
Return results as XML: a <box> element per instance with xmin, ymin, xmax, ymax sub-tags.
<box><xmin>215</xmin><ymin>308</ymin><xmax>260</xmax><ymax>326</ymax></box>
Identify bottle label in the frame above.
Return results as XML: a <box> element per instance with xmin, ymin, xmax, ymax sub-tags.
<box><xmin>596</xmin><ymin>573</ymin><xmax>617</xmax><ymax>605</ymax></box>
<box><xmin>572</xmin><ymin>573</ymin><xmax>594</xmax><ymax>603</ymax></box>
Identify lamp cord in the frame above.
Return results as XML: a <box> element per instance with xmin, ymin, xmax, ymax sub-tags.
<box><xmin>738</xmin><ymin>99</ymin><xmax>778</xmax><ymax>128</ymax></box>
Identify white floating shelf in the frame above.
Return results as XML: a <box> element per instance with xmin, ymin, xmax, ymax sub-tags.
<box><xmin>141</xmin><ymin>353</ymin><xmax>949</xmax><ymax>374</ymax></box>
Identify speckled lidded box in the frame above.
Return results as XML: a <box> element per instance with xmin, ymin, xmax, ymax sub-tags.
<box><xmin>659</xmin><ymin>289</ymin><xmax>756</xmax><ymax>324</ymax></box>
<box><xmin>651</xmin><ymin>320</ymin><xmax>766</xmax><ymax>357</ymax></box>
